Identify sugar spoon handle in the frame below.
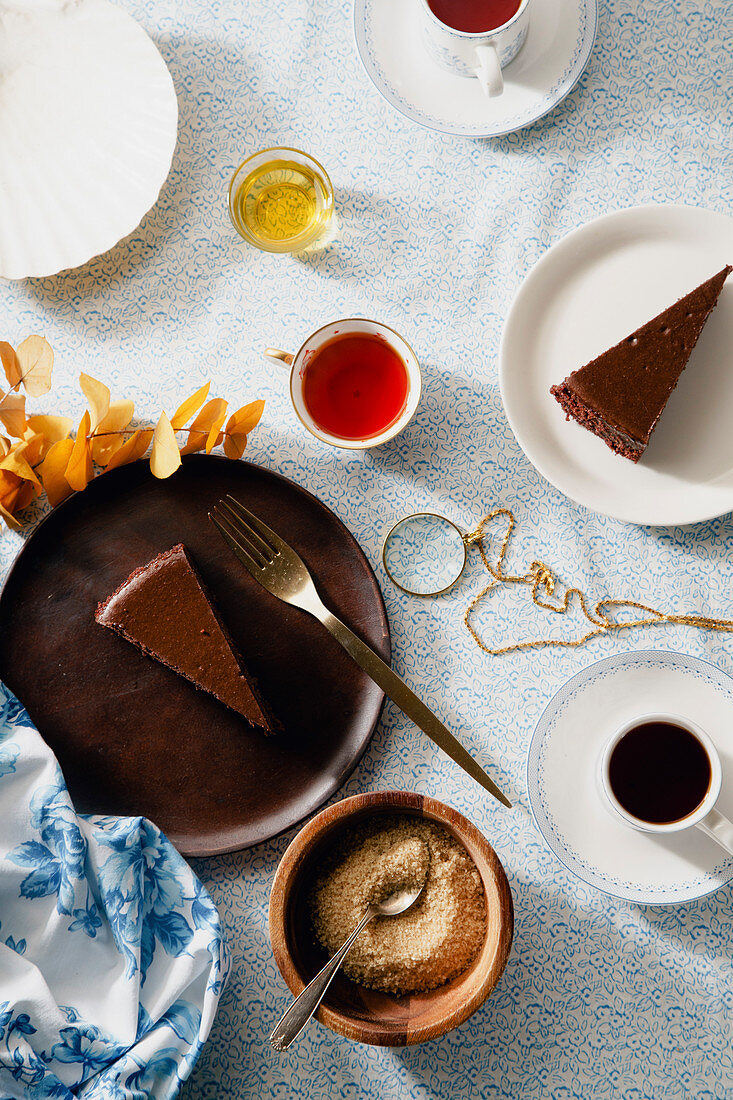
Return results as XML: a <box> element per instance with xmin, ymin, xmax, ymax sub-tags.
<box><xmin>269</xmin><ymin>905</ymin><xmax>376</xmax><ymax>1051</ymax></box>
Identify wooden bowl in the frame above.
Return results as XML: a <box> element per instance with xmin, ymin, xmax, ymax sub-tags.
<box><xmin>268</xmin><ymin>791</ymin><xmax>513</xmax><ymax>1046</ymax></box>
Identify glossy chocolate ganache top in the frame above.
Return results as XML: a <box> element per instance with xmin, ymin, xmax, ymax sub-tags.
<box><xmin>96</xmin><ymin>543</ymin><xmax>274</xmax><ymax>733</ymax></box>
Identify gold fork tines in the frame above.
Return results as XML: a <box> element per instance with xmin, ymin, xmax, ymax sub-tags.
<box><xmin>211</xmin><ymin>503</ymin><xmax>271</xmax><ymax>570</ymax></box>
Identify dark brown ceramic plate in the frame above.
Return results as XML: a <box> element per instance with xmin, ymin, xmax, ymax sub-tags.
<box><xmin>0</xmin><ymin>456</ymin><xmax>390</xmax><ymax>855</ymax></box>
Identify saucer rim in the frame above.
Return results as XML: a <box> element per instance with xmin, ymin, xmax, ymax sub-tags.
<box><xmin>526</xmin><ymin>648</ymin><xmax>733</xmax><ymax>906</ymax></box>
<box><xmin>352</xmin><ymin>0</ymin><xmax>598</xmax><ymax>138</ymax></box>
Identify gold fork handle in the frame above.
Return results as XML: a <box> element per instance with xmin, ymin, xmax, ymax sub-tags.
<box><xmin>319</xmin><ymin>611</ymin><xmax>511</xmax><ymax>808</ymax></box>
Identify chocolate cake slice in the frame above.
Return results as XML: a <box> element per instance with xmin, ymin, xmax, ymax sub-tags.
<box><xmin>550</xmin><ymin>266</ymin><xmax>731</xmax><ymax>462</ymax></box>
<box><xmin>96</xmin><ymin>544</ymin><xmax>275</xmax><ymax>734</ymax></box>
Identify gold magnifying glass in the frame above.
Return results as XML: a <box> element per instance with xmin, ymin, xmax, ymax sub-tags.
<box><xmin>382</xmin><ymin>512</ymin><xmax>469</xmax><ymax>597</ymax></box>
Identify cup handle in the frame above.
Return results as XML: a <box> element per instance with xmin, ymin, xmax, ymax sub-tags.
<box><xmin>474</xmin><ymin>44</ymin><xmax>503</xmax><ymax>97</ymax></box>
<box><xmin>264</xmin><ymin>347</ymin><xmax>294</xmax><ymax>368</ymax></box>
<box><xmin>696</xmin><ymin>807</ymin><xmax>733</xmax><ymax>856</ymax></box>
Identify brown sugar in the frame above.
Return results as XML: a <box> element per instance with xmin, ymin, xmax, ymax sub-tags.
<box><xmin>309</xmin><ymin>815</ymin><xmax>486</xmax><ymax>994</ymax></box>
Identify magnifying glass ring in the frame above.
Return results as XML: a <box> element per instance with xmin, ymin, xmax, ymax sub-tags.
<box><xmin>382</xmin><ymin>512</ymin><xmax>467</xmax><ymax>597</ymax></box>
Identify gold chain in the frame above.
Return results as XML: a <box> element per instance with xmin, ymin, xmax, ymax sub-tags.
<box><xmin>463</xmin><ymin>508</ymin><xmax>733</xmax><ymax>656</ymax></box>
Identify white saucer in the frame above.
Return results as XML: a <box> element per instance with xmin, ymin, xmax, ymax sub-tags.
<box><xmin>352</xmin><ymin>0</ymin><xmax>597</xmax><ymax>138</ymax></box>
<box><xmin>0</xmin><ymin>0</ymin><xmax>178</xmax><ymax>279</ymax></box>
<box><xmin>499</xmin><ymin>204</ymin><xmax>733</xmax><ymax>526</ymax></box>
<box><xmin>527</xmin><ymin>651</ymin><xmax>733</xmax><ymax>905</ymax></box>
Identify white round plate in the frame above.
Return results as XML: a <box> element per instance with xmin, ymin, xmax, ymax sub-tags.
<box><xmin>0</xmin><ymin>0</ymin><xmax>178</xmax><ymax>279</ymax></box>
<box><xmin>527</xmin><ymin>650</ymin><xmax>733</xmax><ymax>905</ymax></box>
<box><xmin>353</xmin><ymin>0</ymin><xmax>597</xmax><ymax>138</ymax></box>
<box><xmin>500</xmin><ymin>205</ymin><xmax>733</xmax><ymax>526</ymax></box>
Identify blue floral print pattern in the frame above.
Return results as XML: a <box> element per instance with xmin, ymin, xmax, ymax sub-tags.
<box><xmin>0</xmin><ymin>683</ymin><xmax>226</xmax><ymax>1100</ymax></box>
<box><xmin>0</xmin><ymin>697</ymin><xmax>21</xmax><ymax>780</ymax></box>
<box><xmin>9</xmin><ymin>779</ymin><xmax>88</xmax><ymax>917</ymax></box>
<box><xmin>92</xmin><ymin>816</ymin><xmax>194</xmax><ymax>982</ymax></box>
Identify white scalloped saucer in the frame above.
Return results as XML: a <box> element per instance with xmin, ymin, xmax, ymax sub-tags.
<box><xmin>527</xmin><ymin>651</ymin><xmax>733</xmax><ymax>905</ymax></box>
<box><xmin>0</xmin><ymin>0</ymin><xmax>178</xmax><ymax>279</ymax></box>
<box><xmin>353</xmin><ymin>0</ymin><xmax>597</xmax><ymax>137</ymax></box>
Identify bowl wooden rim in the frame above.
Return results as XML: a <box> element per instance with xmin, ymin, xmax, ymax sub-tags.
<box><xmin>269</xmin><ymin>790</ymin><xmax>514</xmax><ymax>1046</ymax></box>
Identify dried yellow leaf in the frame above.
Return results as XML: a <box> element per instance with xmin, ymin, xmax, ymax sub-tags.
<box><xmin>0</xmin><ymin>443</ymin><xmax>41</xmax><ymax>490</ymax></box>
<box><xmin>207</xmin><ymin>428</ymin><xmax>225</xmax><ymax>453</ymax></box>
<box><xmin>105</xmin><ymin>429</ymin><xmax>153</xmax><ymax>471</ymax></box>
<box><xmin>38</xmin><ymin>438</ymin><xmax>75</xmax><ymax>507</ymax></box>
<box><xmin>179</xmin><ymin>432</ymin><xmax>205</xmax><ymax>457</ymax></box>
<box><xmin>80</xmin><ymin>373</ymin><xmax>111</xmax><ymax>431</ymax></box>
<box><xmin>205</xmin><ymin>408</ymin><xmax>228</xmax><ymax>454</ymax></box>
<box><xmin>27</xmin><ymin>414</ymin><xmax>73</xmax><ymax>443</ymax></box>
<box><xmin>223</xmin><ymin>399</ymin><xmax>265</xmax><ymax>460</ymax></box>
<box><xmin>226</xmin><ymin>399</ymin><xmax>265</xmax><ymax>437</ymax></box>
<box><xmin>26</xmin><ymin>415</ymin><xmax>73</xmax><ymax>462</ymax></box>
<box><xmin>16</xmin><ymin>336</ymin><xmax>54</xmax><ymax>398</ymax></box>
<box><xmin>0</xmin><ymin>500</ymin><xmax>22</xmax><ymax>529</ymax></box>
<box><xmin>171</xmin><ymin>382</ymin><xmax>211</xmax><ymax>431</ymax></box>
<box><xmin>20</xmin><ymin>431</ymin><xmax>48</xmax><ymax>468</ymax></box>
<box><xmin>14</xmin><ymin>479</ymin><xmax>37</xmax><ymax>511</ymax></box>
<box><xmin>91</xmin><ymin>400</ymin><xmax>135</xmax><ymax>465</ymax></box>
<box><xmin>0</xmin><ymin>391</ymin><xmax>27</xmax><ymax>438</ymax></box>
<box><xmin>150</xmin><ymin>412</ymin><xmax>182</xmax><ymax>479</ymax></box>
<box><xmin>65</xmin><ymin>411</ymin><xmax>94</xmax><ymax>491</ymax></box>
<box><xmin>0</xmin><ymin>436</ymin><xmax>10</xmax><ymax>458</ymax></box>
<box><xmin>181</xmin><ymin>398</ymin><xmax>228</xmax><ymax>456</ymax></box>
<box><xmin>0</xmin><ymin>468</ymin><xmax>21</xmax><ymax>505</ymax></box>
<box><xmin>93</xmin><ymin>435</ymin><xmax>126</xmax><ymax>468</ymax></box>
<box><xmin>0</xmin><ymin>467</ymin><xmax>36</xmax><ymax>521</ymax></box>
<box><xmin>98</xmin><ymin>399</ymin><xmax>134</xmax><ymax>432</ymax></box>
<box><xmin>0</xmin><ymin>342</ymin><xmax>21</xmax><ymax>389</ymax></box>
<box><xmin>0</xmin><ymin>452</ymin><xmax>40</xmax><ymax>522</ymax></box>
<box><xmin>222</xmin><ymin>433</ymin><xmax>247</xmax><ymax>460</ymax></box>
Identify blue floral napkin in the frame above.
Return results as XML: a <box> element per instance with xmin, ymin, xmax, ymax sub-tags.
<box><xmin>0</xmin><ymin>683</ymin><xmax>227</xmax><ymax>1099</ymax></box>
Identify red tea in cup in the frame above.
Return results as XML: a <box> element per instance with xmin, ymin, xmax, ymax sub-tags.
<box><xmin>302</xmin><ymin>333</ymin><xmax>410</xmax><ymax>441</ymax></box>
<box><xmin>427</xmin><ymin>0</ymin><xmax>522</xmax><ymax>33</ymax></box>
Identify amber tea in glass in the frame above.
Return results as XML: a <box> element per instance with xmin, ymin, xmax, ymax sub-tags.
<box><xmin>229</xmin><ymin>147</ymin><xmax>334</xmax><ymax>254</ymax></box>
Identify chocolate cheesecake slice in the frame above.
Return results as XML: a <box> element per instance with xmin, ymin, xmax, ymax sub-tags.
<box><xmin>550</xmin><ymin>266</ymin><xmax>731</xmax><ymax>462</ymax></box>
<box><xmin>96</xmin><ymin>544</ymin><xmax>275</xmax><ymax>734</ymax></box>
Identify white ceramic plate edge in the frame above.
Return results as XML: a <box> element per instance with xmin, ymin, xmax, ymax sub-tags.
<box><xmin>499</xmin><ymin>203</ymin><xmax>733</xmax><ymax>526</ymax></box>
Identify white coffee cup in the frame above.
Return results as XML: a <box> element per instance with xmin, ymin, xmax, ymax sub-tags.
<box><xmin>599</xmin><ymin>712</ymin><xmax>733</xmax><ymax>857</ymax></box>
<box><xmin>418</xmin><ymin>0</ymin><xmax>531</xmax><ymax>98</ymax></box>
<box><xmin>264</xmin><ymin>318</ymin><xmax>421</xmax><ymax>450</ymax></box>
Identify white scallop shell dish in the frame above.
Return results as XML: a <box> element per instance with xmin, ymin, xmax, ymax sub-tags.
<box><xmin>0</xmin><ymin>0</ymin><xmax>178</xmax><ymax>279</ymax></box>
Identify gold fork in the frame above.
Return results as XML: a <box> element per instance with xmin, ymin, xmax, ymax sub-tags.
<box><xmin>209</xmin><ymin>496</ymin><xmax>510</xmax><ymax>807</ymax></box>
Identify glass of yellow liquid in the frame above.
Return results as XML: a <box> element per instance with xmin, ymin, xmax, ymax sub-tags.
<box><xmin>228</xmin><ymin>147</ymin><xmax>335</xmax><ymax>254</ymax></box>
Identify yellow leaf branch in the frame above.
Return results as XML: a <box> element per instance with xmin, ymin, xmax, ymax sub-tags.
<box><xmin>0</xmin><ymin>336</ymin><xmax>264</xmax><ymax>529</ymax></box>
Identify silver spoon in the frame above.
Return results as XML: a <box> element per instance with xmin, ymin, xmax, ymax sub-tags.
<box><xmin>269</xmin><ymin>881</ymin><xmax>426</xmax><ymax>1051</ymax></box>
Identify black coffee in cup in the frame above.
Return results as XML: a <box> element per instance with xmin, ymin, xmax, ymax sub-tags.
<box><xmin>608</xmin><ymin>721</ymin><xmax>712</xmax><ymax>824</ymax></box>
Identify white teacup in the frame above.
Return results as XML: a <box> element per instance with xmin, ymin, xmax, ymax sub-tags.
<box><xmin>264</xmin><ymin>318</ymin><xmax>421</xmax><ymax>450</ymax></box>
<box><xmin>599</xmin><ymin>713</ymin><xmax>733</xmax><ymax>857</ymax></box>
<box><xmin>418</xmin><ymin>0</ymin><xmax>532</xmax><ymax>98</ymax></box>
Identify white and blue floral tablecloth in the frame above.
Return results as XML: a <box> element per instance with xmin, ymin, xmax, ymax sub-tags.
<box><xmin>1</xmin><ymin>0</ymin><xmax>732</xmax><ymax>1097</ymax></box>
<box><xmin>0</xmin><ymin>685</ymin><xmax>226</xmax><ymax>1100</ymax></box>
